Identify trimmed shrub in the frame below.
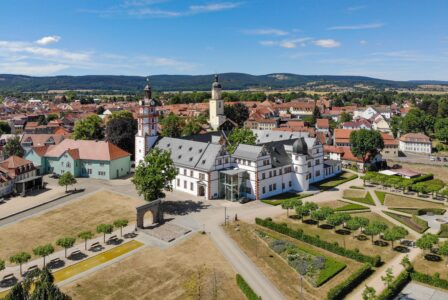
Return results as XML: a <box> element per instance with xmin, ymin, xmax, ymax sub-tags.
<box><xmin>255</xmin><ymin>218</ymin><xmax>382</xmax><ymax>266</ymax></box>
<box><xmin>236</xmin><ymin>274</ymin><xmax>262</xmax><ymax>300</ymax></box>
<box><xmin>411</xmin><ymin>272</ymin><xmax>448</xmax><ymax>290</ymax></box>
<box><xmin>376</xmin><ymin>271</ymin><xmax>410</xmax><ymax>300</ymax></box>
<box><xmin>411</xmin><ymin>174</ymin><xmax>434</xmax><ymax>184</ymax></box>
<box><xmin>326</xmin><ymin>263</ymin><xmax>373</xmax><ymax>300</ymax></box>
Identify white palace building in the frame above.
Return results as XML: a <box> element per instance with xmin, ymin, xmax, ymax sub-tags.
<box><xmin>135</xmin><ymin>76</ymin><xmax>342</xmax><ymax>200</ymax></box>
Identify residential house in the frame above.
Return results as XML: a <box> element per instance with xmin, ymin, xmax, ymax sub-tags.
<box><xmin>25</xmin><ymin>139</ymin><xmax>131</xmax><ymax>179</ymax></box>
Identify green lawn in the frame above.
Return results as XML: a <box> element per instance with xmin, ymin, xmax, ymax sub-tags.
<box><xmin>350</xmin><ymin>186</ymin><xmax>365</xmax><ymax>190</ymax></box>
<box><xmin>375</xmin><ymin>191</ymin><xmax>386</xmax><ymax>205</ymax></box>
<box><xmin>383</xmin><ymin>193</ymin><xmax>445</xmax><ymax>209</ymax></box>
<box><xmin>261</xmin><ymin>192</ymin><xmax>313</xmax><ymax>206</ymax></box>
<box><xmin>335</xmin><ymin>203</ymin><xmax>370</xmax><ymax>212</ymax></box>
<box><xmin>343</xmin><ymin>190</ymin><xmax>375</xmax><ymax>206</ymax></box>
<box><xmin>312</xmin><ymin>172</ymin><xmax>358</xmax><ymax>190</ymax></box>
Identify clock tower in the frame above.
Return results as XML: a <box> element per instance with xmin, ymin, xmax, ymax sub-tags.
<box><xmin>209</xmin><ymin>74</ymin><xmax>226</xmax><ymax>131</ymax></box>
<box><xmin>135</xmin><ymin>77</ymin><xmax>159</xmax><ymax>166</ymax></box>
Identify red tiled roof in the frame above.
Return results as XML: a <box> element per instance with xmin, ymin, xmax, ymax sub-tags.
<box><xmin>44</xmin><ymin>139</ymin><xmax>130</xmax><ymax>161</ymax></box>
<box><xmin>316</xmin><ymin>118</ymin><xmax>329</xmax><ymax>128</ymax></box>
<box><xmin>399</xmin><ymin>133</ymin><xmax>431</xmax><ymax>143</ymax></box>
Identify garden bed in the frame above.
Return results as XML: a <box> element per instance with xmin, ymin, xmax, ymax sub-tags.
<box><xmin>334</xmin><ymin>202</ymin><xmax>370</xmax><ymax>212</ymax></box>
<box><xmin>343</xmin><ymin>190</ymin><xmax>375</xmax><ymax>206</ymax></box>
<box><xmin>258</xmin><ymin>231</ymin><xmax>346</xmax><ymax>287</ymax></box>
<box><xmin>261</xmin><ymin>192</ymin><xmax>313</xmax><ymax>206</ymax></box>
<box><xmin>383</xmin><ymin>211</ymin><xmax>429</xmax><ymax>233</ymax></box>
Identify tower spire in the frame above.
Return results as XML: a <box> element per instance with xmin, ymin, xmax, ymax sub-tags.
<box><xmin>144</xmin><ymin>76</ymin><xmax>152</xmax><ymax>99</ymax></box>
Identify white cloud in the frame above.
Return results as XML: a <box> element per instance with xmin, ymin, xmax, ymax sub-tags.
<box><xmin>116</xmin><ymin>1</ymin><xmax>242</xmax><ymax>17</ymax></box>
<box><xmin>328</xmin><ymin>23</ymin><xmax>384</xmax><ymax>30</ymax></box>
<box><xmin>190</xmin><ymin>2</ymin><xmax>241</xmax><ymax>13</ymax></box>
<box><xmin>35</xmin><ymin>35</ymin><xmax>61</xmax><ymax>45</ymax></box>
<box><xmin>312</xmin><ymin>39</ymin><xmax>341</xmax><ymax>48</ymax></box>
<box><xmin>0</xmin><ymin>41</ymin><xmax>91</xmax><ymax>62</ymax></box>
<box><xmin>313</xmin><ymin>39</ymin><xmax>341</xmax><ymax>48</ymax></box>
<box><xmin>359</xmin><ymin>40</ymin><xmax>368</xmax><ymax>45</ymax></box>
<box><xmin>259</xmin><ymin>37</ymin><xmax>311</xmax><ymax>49</ymax></box>
<box><xmin>243</xmin><ymin>29</ymin><xmax>289</xmax><ymax>36</ymax></box>
<box><xmin>0</xmin><ymin>62</ymin><xmax>69</xmax><ymax>75</ymax></box>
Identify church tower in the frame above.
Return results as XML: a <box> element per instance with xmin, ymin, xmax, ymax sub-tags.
<box><xmin>135</xmin><ymin>77</ymin><xmax>159</xmax><ymax>166</ymax></box>
<box><xmin>209</xmin><ymin>75</ymin><xmax>226</xmax><ymax>131</ymax></box>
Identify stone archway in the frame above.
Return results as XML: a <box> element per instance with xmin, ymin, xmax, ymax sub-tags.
<box><xmin>136</xmin><ymin>200</ymin><xmax>164</xmax><ymax>229</ymax></box>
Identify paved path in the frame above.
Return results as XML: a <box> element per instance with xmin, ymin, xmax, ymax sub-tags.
<box><xmin>348</xmin><ymin>246</ymin><xmax>421</xmax><ymax>300</ymax></box>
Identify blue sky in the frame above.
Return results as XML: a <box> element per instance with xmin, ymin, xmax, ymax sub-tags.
<box><xmin>0</xmin><ymin>0</ymin><xmax>447</xmax><ymax>80</ymax></box>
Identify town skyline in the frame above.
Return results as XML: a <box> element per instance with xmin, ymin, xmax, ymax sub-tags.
<box><xmin>1</xmin><ymin>0</ymin><xmax>448</xmax><ymax>80</ymax></box>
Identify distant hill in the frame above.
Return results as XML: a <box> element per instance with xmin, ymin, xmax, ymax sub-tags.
<box><xmin>0</xmin><ymin>73</ymin><xmax>435</xmax><ymax>92</ymax></box>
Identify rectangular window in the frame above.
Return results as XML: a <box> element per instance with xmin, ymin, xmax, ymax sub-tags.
<box><xmin>184</xmin><ymin>181</ymin><xmax>187</xmax><ymax>188</ymax></box>
<box><xmin>315</xmin><ymin>159</ymin><xmax>320</xmax><ymax>165</ymax></box>
<box><xmin>316</xmin><ymin>170</ymin><xmax>320</xmax><ymax>177</ymax></box>
<box><xmin>199</xmin><ymin>173</ymin><xmax>205</xmax><ymax>180</ymax></box>
<box><xmin>269</xmin><ymin>171</ymin><xmax>272</xmax><ymax>178</ymax></box>
<box><xmin>190</xmin><ymin>170</ymin><xmax>193</xmax><ymax>177</ymax></box>
<box><xmin>279</xmin><ymin>169</ymin><xmax>282</xmax><ymax>175</ymax></box>
<box><xmin>308</xmin><ymin>162</ymin><xmax>311</xmax><ymax>167</ymax></box>
<box><xmin>262</xmin><ymin>187</ymin><xmax>266</xmax><ymax>194</ymax></box>
<box><xmin>262</xmin><ymin>173</ymin><xmax>265</xmax><ymax>180</ymax></box>
<box><xmin>273</xmin><ymin>170</ymin><xmax>277</xmax><ymax>177</ymax></box>
<box><xmin>218</xmin><ymin>159</ymin><xmax>222</xmax><ymax>165</ymax></box>
<box><xmin>177</xmin><ymin>179</ymin><xmax>180</xmax><ymax>186</ymax></box>
<box><xmin>269</xmin><ymin>185</ymin><xmax>272</xmax><ymax>192</ymax></box>
<box><xmin>190</xmin><ymin>182</ymin><xmax>194</xmax><ymax>191</ymax></box>
<box><xmin>273</xmin><ymin>183</ymin><xmax>277</xmax><ymax>190</ymax></box>
<box><xmin>282</xmin><ymin>183</ymin><xmax>285</xmax><ymax>189</ymax></box>
<box><xmin>176</xmin><ymin>168</ymin><xmax>179</xmax><ymax>174</ymax></box>
<box><xmin>183</xmin><ymin>169</ymin><xmax>187</xmax><ymax>176</ymax></box>
<box><xmin>225</xmin><ymin>157</ymin><xmax>229</xmax><ymax>164</ymax></box>
<box><xmin>289</xmin><ymin>181</ymin><xmax>292</xmax><ymax>187</ymax></box>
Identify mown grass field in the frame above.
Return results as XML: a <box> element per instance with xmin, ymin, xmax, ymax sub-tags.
<box><xmin>63</xmin><ymin>234</ymin><xmax>244</xmax><ymax>300</ymax></box>
<box><xmin>0</xmin><ymin>190</ymin><xmax>144</xmax><ymax>262</ymax></box>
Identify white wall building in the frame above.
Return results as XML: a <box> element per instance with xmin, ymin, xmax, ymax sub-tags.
<box><xmin>135</xmin><ymin>77</ymin><xmax>342</xmax><ymax>201</ymax></box>
<box><xmin>399</xmin><ymin>133</ymin><xmax>432</xmax><ymax>154</ymax></box>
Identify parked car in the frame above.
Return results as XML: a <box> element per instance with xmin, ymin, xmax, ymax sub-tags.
<box><xmin>50</xmin><ymin>173</ymin><xmax>60</xmax><ymax>179</ymax></box>
<box><xmin>238</xmin><ymin>197</ymin><xmax>252</xmax><ymax>204</ymax></box>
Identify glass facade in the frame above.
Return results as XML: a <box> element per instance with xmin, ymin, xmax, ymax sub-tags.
<box><xmin>218</xmin><ymin>170</ymin><xmax>249</xmax><ymax>201</ymax></box>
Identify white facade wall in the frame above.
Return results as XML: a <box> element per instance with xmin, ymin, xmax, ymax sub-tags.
<box><xmin>399</xmin><ymin>141</ymin><xmax>431</xmax><ymax>154</ymax></box>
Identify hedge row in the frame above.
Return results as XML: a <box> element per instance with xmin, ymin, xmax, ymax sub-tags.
<box><xmin>255</xmin><ymin>218</ymin><xmax>382</xmax><ymax>267</ymax></box>
<box><xmin>411</xmin><ymin>174</ymin><xmax>434</xmax><ymax>183</ymax></box>
<box><xmin>236</xmin><ymin>274</ymin><xmax>262</xmax><ymax>300</ymax></box>
<box><xmin>411</xmin><ymin>214</ymin><xmax>429</xmax><ymax>229</ymax></box>
<box><xmin>416</xmin><ymin>208</ymin><xmax>446</xmax><ymax>215</ymax></box>
<box><xmin>411</xmin><ymin>272</ymin><xmax>448</xmax><ymax>290</ymax></box>
<box><xmin>326</xmin><ymin>263</ymin><xmax>373</xmax><ymax>300</ymax></box>
<box><xmin>376</xmin><ymin>271</ymin><xmax>410</xmax><ymax>300</ymax></box>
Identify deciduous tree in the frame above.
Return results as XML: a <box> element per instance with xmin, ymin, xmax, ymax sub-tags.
<box><xmin>132</xmin><ymin>148</ymin><xmax>177</xmax><ymax>201</ymax></box>
<box><xmin>350</xmin><ymin>129</ymin><xmax>384</xmax><ymax>163</ymax></box>
<box><xmin>58</xmin><ymin>172</ymin><xmax>77</xmax><ymax>192</ymax></box>
<box><xmin>33</xmin><ymin>244</ymin><xmax>55</xmax><ymax>267</ymax></box>
<box><xmin>73</xmin><ymin>115</ymin><xmax>104</xmax><ymax>140</ymax></box>
<box><xmin>10</xmin><ymin>252</ymin><xmax>31</xmax><ymax>275</ymax></box>
<box><xmin>3</xmin><ymin>136</ymin><xmax>23</xmax><ymax>158</ymax></box>
<box><xmin>56</xmin><ymin>237</ymin><xmax>76</xmax><ymax>258</ymax></box>
<box><xmin>227</xmin><ymin>128</ymin><xmax>257</xmax><ymax>154</ymax></box>
<box><xmin>78</xmin><ymin>231</ymin><xmax>94</xmax><ymax>250</ymax></box>
<box><xmin>96</xmin><ymin>224</ymin><xmax>114</xmax><ymax>243</ymax></box>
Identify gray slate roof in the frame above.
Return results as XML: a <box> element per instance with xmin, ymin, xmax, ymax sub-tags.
<box><xmin>252</xmin><ymin>130</ymin><xmax>308</xmax><ymax>144</ymax></box>
<box><xmin>156</xmin><ymin>137</ymin><xmax>224</xmax><ymax>171</ymax></box>
<box><xmin>233</xmin><ymin>144</ymin><xmax>265</xmax><ymax>160</ymax></box>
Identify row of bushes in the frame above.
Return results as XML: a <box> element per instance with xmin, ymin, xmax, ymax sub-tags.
<box><xmin>411</xmin><ymin>174</ymin><xmax>434</xmax><ymax>183</ymax></box>
<box><xmin>376</xmin><ymin>271</ymin><xmax>410</xmax><ymax>300</ymax></box>
<box><xmin>326</xmin><ymin>263</ymin><xmax>373</xmax><ymax>300</ymax></box>
<box><xmin>255</xmin><ymin>218</ymin><xmax>382</xmax><ymax>267</ymax></box>
<box><xmin>411</xmin><ymin>271</ymin><xmax>448</xmax><ymax>290</ymax></box>
<box><xmin>236</xmin><ymin>274</ymin><xmax>262</xmax><ymax>300</ymax></box>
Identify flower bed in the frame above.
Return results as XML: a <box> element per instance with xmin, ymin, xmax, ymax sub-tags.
<box><xmin>258</xmin><ymin>231</ymin><xmax>346</xmax><ymax>287</ymax></box>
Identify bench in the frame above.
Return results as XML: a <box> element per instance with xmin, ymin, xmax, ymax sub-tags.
<box><xmin>108</xmin><ymin>235</ymin><xmax>117</xmax><ymax>241</ymax></box>
<box><xmin>2</xmin><ymin>274</ymin><xmax>14</xmax><ymax>281</ymax></box>
<box><xmin>70</xmin><ymin>250</ymin><xmax>81</xmax><ymax>256</ymax></box>
<box><xmin>50</xmin><ymin>258</ymin><xmax>61</xmax><ymax>264</ymax></box>
<box><xmin>90</xmin><ymin>242</ymin><xmax>100</xmax><ymax>247</ymax></box>
<box><xmin>27</xmin><ymin>265</ymin><xmax>38</xmax><ymax>272</ymax></box>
